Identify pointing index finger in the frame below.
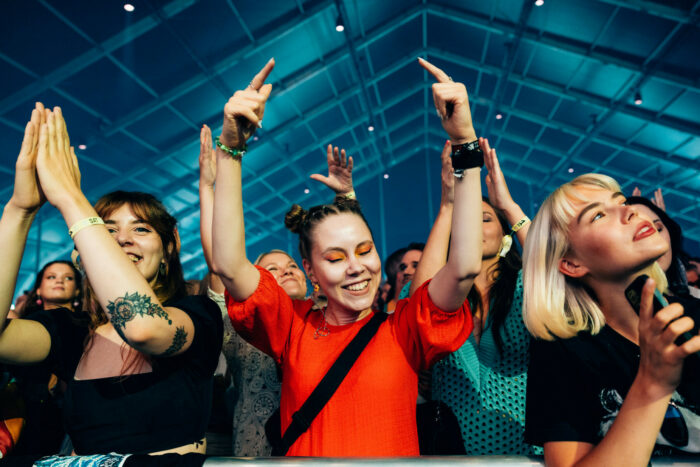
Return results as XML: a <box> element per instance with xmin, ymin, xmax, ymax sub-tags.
<box><xmin>418</xmin><ymin>57</ymin><xmax>451</xmax><ymax>83</ymax></box>
<box><xmin>248</xmin><ymin>58</ymin><xmax>275</xmax><ymax>91</ymax></box>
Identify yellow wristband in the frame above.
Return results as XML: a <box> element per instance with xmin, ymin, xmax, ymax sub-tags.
<box><xmin>69</xmin><ymin>217</ymin><xmax>104</xmax><ymax>239</ymax></box>
<box><xmin>343</xmin><ymin>190</ymin><xmax>356</xmax><ymax>200</ymax></box>
<box><xmin>511</xmin><ymin>216</ymin><xmax>531</xmax><ymax>233</ymax></box>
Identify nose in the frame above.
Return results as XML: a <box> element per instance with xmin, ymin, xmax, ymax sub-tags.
<box><xmin>346</xmin><ymin>254</ymin><xmax>364</xmax><ymax>276</ymax></box>
<box><xmin>622</xmin><ymin>203</ymin><xmax>638</xmax><ymax>224</ymax></box>
<box><xmin>114</xmin><ymin>229</ymin><xmax>133</xmax><ymax>246</ymax></box>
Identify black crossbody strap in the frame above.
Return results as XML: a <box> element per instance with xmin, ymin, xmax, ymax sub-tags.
<box><xmin>278</xmin><ymin>311</ymin><xmax>388</xmax><ymax>455</ymax></box>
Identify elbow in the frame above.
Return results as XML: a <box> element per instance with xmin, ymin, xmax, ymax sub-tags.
<box><xmin>456</xmin><ymin>269</ymin><xmax>480</xmax><ymax>283</ymax></box>
<box><xmin>453</xmin><ymin>257</ymin><xmax>482</xmax><ymax>283</ymax></box>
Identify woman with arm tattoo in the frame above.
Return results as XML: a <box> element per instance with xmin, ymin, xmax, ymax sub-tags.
<box><xmin>211</xmin><ymin>57</ymin><xmax>481</xmax><ymax>456</ymax></box>
<box><xmin>0</xmin><ymin>103</ymin><xmax>223</xmax><ymax>459</ymax></box>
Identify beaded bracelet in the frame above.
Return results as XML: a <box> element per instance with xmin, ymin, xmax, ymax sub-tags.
<box><xmin>69</xmin><ymin>216</ymin><xmax>104</xmax><ymax>239</ymax></box>
<box><xmin>215</xmin><ymin>136</ymin><xmax>247</xmax><ymax>158</ymax></box>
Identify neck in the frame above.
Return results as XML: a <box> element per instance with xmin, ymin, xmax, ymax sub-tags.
<box><xmin>43</xmin><ymin>301</ymin><xmax>72</xmax><ymax>311</ymax></box>
<box><xmin>325</xmin><ymin>302</ymin><xmax>372</xmax><ymax>326</ymax></box>
<box><xmin>474</xmin><ymin>255</ymin><xmax>500</xmax><ymax>300</ymax></box>
<box><xmin>587</xmin><ymin>276</ymin><xmax>640</xmax><ymax>344</ymax></box>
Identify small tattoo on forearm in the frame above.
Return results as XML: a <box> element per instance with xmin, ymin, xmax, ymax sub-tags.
<box><xmin>107</xmin><ymin>292</ymin><xmax>172</xmax><ymax>331</ymax></box>
<box><xmin>161</xmin><ymin>326</ymin><xmax>188</xmax><ymax>356</ymax></box>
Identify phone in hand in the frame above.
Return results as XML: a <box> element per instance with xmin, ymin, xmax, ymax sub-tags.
<box><xmin>625</xmin><ymin>274</ymin><xmax>697</xmax><ymax>352</ymax></box>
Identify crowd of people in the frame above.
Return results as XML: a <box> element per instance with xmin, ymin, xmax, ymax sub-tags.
<box><xmin>0</xmin><ymin>57</ymin><xmax>698</xmax><ymax>467</ymax></box>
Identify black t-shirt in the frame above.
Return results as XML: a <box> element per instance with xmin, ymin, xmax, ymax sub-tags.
<box><xmin>525</xmin><ymin>294</ymin><xmax>700</xmax><ymax>456</ymax></box>
<box><xmin>25</xmin><ymin>294</ymin><xmax>223</xmax><ymax>455</ymax></box>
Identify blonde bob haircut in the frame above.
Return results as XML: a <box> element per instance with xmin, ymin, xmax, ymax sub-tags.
<box><xmin>523</xmin><ymin>173</ymin><xmax>668</xmax><ymax>341</ymax></box>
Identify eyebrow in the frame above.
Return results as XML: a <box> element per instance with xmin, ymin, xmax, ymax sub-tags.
<box><xmin>104</xmin><ymin>219</ymin><xmax>149</xmax><ymax>225</ymax></box>
<box><xmin>577</xmin><ymin>192</ymin><xmax>625</xmax><ymax>224</ymax></box>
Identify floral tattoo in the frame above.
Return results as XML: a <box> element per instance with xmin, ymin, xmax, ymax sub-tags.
<box><xmin>161</xmin><ymin>326</ymin><xmax>188</xmax><ymax>356</ymax></box>
<box><xmin>107</xmin><ymin>292</ymin><xmax>172</xmax><ymax>330</ymax></box>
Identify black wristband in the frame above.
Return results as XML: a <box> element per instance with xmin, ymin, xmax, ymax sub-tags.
<box><xmin>451</xmin><ymin>140</ymin><xmax>483</xmax><ymax>175</ymax></box>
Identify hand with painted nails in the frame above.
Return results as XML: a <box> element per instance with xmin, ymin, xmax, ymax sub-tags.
<box><xmin>439</xmin><ymin>140</ymin><xmax>455</xmax><ymax>205</ymax></box>
<box><xmin>35</xmin><ymin>106</ymin><xmax>82</xmax><ymax>209</ymax></box>
<box><xmin>10</xmin><ymin>102</ymin><xmax>48</xmax><ymax>214</ymax></box>
<box><xmin>220</xmin><ymin>58</ymin><xmax>275</xmax><ymax>150</ymax></box>
<box><xmin>418</xmin><ymin>57</ymin><xmax>476</xmax><ymax>144</ymax></box>
<box><xmin>199</xmin><ymin>124</ymin><xmax>216</xmax><ymax>188</ymax></box>
<box><xmin>310</xmin><ymin>144</ymin><xmax>354</xmax><ymax>196</ymax></box>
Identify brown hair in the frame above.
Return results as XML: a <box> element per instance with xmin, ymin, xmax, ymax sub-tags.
<box><xmin>284</xmin><ymin>196</ymin><xmax>373</xmax><ymax>263</ymax></box>
<box><xmin>82</xmin><ymin>191</ymin><xmax>186</xmax><ymax>373</ymax></box>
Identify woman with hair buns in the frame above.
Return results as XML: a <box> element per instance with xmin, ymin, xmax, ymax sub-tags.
<box><xmin>211</xmin><ymin>57</ymin><xmax>482</xmax><ymax>456</ymax></box>
<box><xmin>199</xmin><ymin>123</ymin><xmax>351</xmax><ymax>456</ymax></box>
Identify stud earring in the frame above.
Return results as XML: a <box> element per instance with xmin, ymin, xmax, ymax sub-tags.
<box><xmin>313</xmin><ymin>283</ymin><xmax>320</xmax><ymax>293</ymax></box>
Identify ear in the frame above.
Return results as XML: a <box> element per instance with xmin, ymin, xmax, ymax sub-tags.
<box><xmin>172</xmin><ymin>227</ymin><xmax>181</xmax><ymax>254</ymax></box>
<box><xmin>558</xmin><ymin>256</ymin><xmax>589</xmax><ymax>279</ymax></box>
<box><xmin>302</xmin><ymin>258</ymin><xmax>314</xmax><ymax>283</ymax></box>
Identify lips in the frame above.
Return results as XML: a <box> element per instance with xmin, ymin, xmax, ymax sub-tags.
<box><xmin>634</xmin><ymin>221</ymin><xmax>656</xmax><ymax>241</ymax></box>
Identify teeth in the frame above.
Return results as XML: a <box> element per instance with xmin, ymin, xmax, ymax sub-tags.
<box><xmin>127</xmin><ymin>254</ymin><xmax>140</xmax><ymax>262</ymax></box>
<box><xmin>346</xmin><ymin>280</ymin><xmax>369</xmax><ymax>291</ymax></box>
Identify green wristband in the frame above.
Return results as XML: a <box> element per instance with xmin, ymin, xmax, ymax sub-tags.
<box><xmin>215</xmin><ymin>136</ymin><xmax>247</xmax><ymax>158</ymax></box>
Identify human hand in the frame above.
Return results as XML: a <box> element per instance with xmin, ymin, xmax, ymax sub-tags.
<box><xmin>418</xmin><ymin>58</ymin><xmax>476</xmax><ymax>144</ymax></box>
<box><xmin>309</xmin><ymin>145</ymin><xmax>354</xmax><ymax>195</ymax></box>
<box><xmin>652</xmin><ymin>188</ymin><xmax>666</xmax><ymax>212</ymax></box>
<box><xmin>199</xmin><ymin>124</ymin><xmax>216</xmax><ymax>187</ymax></box>
<box><xmin>35</xmin><ymin>107</ymin><xmax>82</xmax><ymax>209</ymax></box>
<box><xmin>482</xmin><ymin>137</ymin><xmax>516</xmax><ymax>212</ymax></box>
<box><xmin>636</xmin><ymin>278</ymin><xmax>700</xmax><ymax>397</ymax></box>
<box><xmin>439</xmin><ymin>140</ymin><xmax>454</xmax><ymax>205</ymax></box>
<box><xmin>220</xmin><ymin>58</ymin><xmax>275</xmax><ymax>149</ymax></box>
<box><xmin>9</xmin><ymin>103</ymin><xmax>47</xmax><ymax>214</ymax></box>
<box><xmin>632</xmin><ymin>187</ymin><xmax>642</xmax><ymax>197</ymax></box>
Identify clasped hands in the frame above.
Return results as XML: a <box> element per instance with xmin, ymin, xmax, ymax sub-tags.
<box><xmin>10</xmin><ymin>102</ymin><xmax>83</xmax><ymax>216</ymax></box>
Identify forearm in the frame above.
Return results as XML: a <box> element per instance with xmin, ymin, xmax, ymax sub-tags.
<box><xmin>409</xmin><ymin>203</ymin><xmax>453</xmax><ymax>297</ymax></box>
<box><xmin>501</xmin><ymin>201</ymin><xmax>530</xmax><ymax>246</ymax></box>
<box><xmin>199</xmin><ymin>183</ymin><xmax>215</xmax><ymax>271</ymax></box>
<box><xmin>211</xmin><ymin>148</ymin><xmax>259</xmax><ymax>299</ymax></box>
<box><xmin>0</xmin><ymin>202</ymin><xmax>35</xmax><ymax>329</ymax></box>
<box><xmin>428</xmin><ymin>167</ymin><xmax>482</xmax><ymax>311</ymax></box>
<box><xmin>557</xmin><ymin>376</ymin><xmax>670</xmax><ymax>467</ymax></box>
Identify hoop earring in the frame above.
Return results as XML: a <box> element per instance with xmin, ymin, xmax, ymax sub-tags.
<box><xmin>159</xmin><ymin>262</ymin><xmax>167</xmax><ymax>276</ymax></box>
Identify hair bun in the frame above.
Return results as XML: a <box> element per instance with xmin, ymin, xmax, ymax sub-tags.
<box><xmin>333</xmin><ymin>195</ymin><xmax>361</xmax><ymax>211</ymax></box>
<box><xmin>285</xmin><ymin>204</ymin><xmax>308</xmax><ymax>234</ymax></box>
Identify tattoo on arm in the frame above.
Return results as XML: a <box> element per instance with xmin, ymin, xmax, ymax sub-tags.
<box><xmin>107</xmin><ymin>291</ymin><xmax>172</xmax><ymax>331</ymax></box>
<box><xmin>161</xmin><ymin>326</ymin><xmax>188</xmax><ymax>356</ymax></box>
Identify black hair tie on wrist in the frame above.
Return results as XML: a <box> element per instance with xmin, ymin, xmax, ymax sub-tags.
<box><xmin>451</xmin><ymin>140</ymin><xmax>483</xmax><ymax>177</ymax></box>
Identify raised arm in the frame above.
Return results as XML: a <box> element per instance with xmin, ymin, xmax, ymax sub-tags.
<box><xmin>198</xmin><ymin>124</ymin><xmax>224</xmax><ymax>294</ymax></box>
<box><xmin>35</xmin><ymin>108</ymin><xmax>195</xmax><ymax>357</ymax></box>
<box><xmin>211</xmin><ymin>59</ymin><xmax>274</xmax><ymax>300</ymax></box>
<box><xmin>409</xmin><ymin>140</ymin><xmax>454</xmax><ymax>297</ymax></box>
<box><xmin>0</xmin><ymin>103</ymin><xmax>53</xmax><ymax>364</ymax></box>
<box><xmin>419</xmin><ymin>58</ymin><xmax>482</xmax><ymax>312</ymax></box>
<box><xmin>310</xmin><ymin>144</ymin><xmax>355</xmax><ymax>198</ymax></box>
<box><xmin>481</xmin><ymin>137</ymin><xmax>530</xmax><ymax>246</ymax></box>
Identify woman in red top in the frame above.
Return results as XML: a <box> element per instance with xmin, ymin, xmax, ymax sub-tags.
<box><xmin>211</xmin><ymin>58</ymin><xmax>483</xmax><ymax>456</ymax></box>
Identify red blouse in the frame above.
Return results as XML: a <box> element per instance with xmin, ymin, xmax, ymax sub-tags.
<box><xmin>226</xmin><ymin>266</ymin><xmax>472</xmax><ymax>456</ymax></box>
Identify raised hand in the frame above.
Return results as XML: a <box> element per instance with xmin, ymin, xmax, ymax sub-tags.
<box><xmin>310</xmin><ymin>144</ymin><xmax>354</xmax><ymax>195</ymax></box>
<box><xmin>632</xmin><ymin>187</ymin><xmax>642</xmax><ymax>197</ymax></box>
<box><xmin>418</xmin><ymin>58</ymin><xmax>476</xmax><ymax>144</ymax></box>
<box><xmin>652</xmin><ymin>188</ymin><xmax>666</xmax><ymax>212</ymax></box>
<box><xmin>637</xmin><ymin>278</ymin><xmax>700</xmax><ymax>397</ymax></box>
<box><xmin>10</xmin><ymin>103</ymin><xmax>47</xmax><ymax>214</ymax></box>
<box><xmin>36</xmin><ymin>107</ymin><xmax>82</xmax><ymax>209</ymax></box>
<box><xmin>439</xmin><ymin>140</ymin><xmax>454</xmax><ymax>205</ymax></box>
<box><xmin>220</xmin><ymin>58</ymin><xmax>275</xmax><ymax>150</ymax></box>
<box><xmin>481</xmin><ymin>137</ymin><xmax>516</xmax><ymax>212</ymax></box>
<box><xmin>199</xmin><ymin>124</ymin><xmax>216</xmax><ymax>187</ymax></box>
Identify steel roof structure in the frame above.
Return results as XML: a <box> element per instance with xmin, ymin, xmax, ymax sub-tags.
<box><xmin>1</xmin><ymin>0</ymin><xmax>699</xmax><ymax>297</ymax></box>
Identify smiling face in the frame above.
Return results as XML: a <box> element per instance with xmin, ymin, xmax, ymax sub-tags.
<box><xmin>561</xmin><ymin>188</ymin><xmax>669</xmax><ymax>282</ymax></box>
<box><xmin>38</xmin><ymin>263</ymin><xmax>78</xmax><ymax>308</ymax></box>
<box><xmin>104</xmin><ymin>203</ymin><xmax>166</xmax><ymax>285</ymax></box>
<box><xmin>258</xmin><ymin>252</ymin><xmax>307</xmax><ymax>299</ymax></box>
<box><xmin>304</xmin><ymin>212</ymin><xmax>382</xmax><ymax>318</ymax></box>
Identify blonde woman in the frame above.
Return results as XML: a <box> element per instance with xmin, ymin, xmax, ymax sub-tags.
<box><xmin>522</xmin><ymin>173</ymin><xmax>700</xmax><ymax>466</ymax></box>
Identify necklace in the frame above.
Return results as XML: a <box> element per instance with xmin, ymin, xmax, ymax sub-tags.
<box><xmin>314</xmin><ymin>308</ymin><xmax>330</xmax><ymax>339</ymax></box>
